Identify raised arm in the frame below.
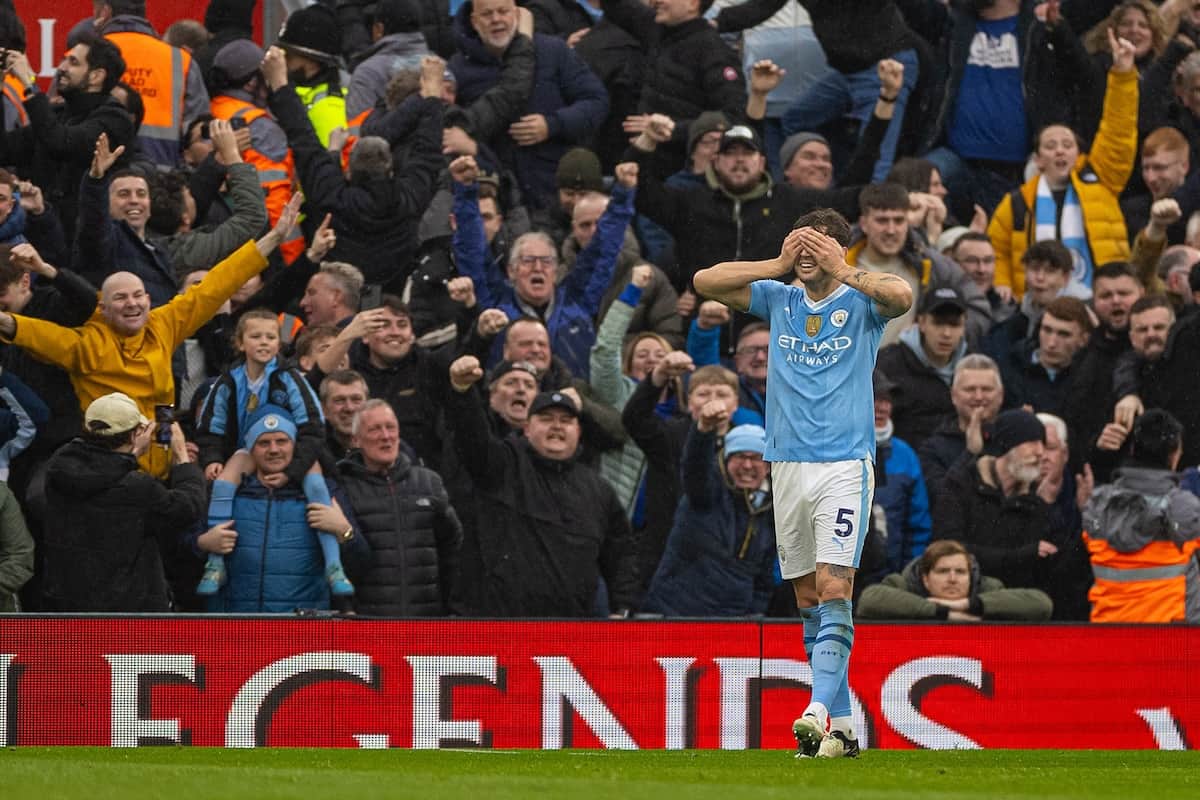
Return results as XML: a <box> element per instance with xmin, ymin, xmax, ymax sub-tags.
<box><xmin>692</xmin><ymin>233</ymin><xmax>795</xmax><ymax>311</ymax></box>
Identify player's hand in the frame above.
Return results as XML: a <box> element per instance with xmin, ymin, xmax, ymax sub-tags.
<box><xmin>8</xmin><ymin>243</ymin><xmax>48</xmax><ymax>275</ymax></box>
<box><xmin>697</xmin><ymin>398</ymin><xmax>731</xmax><ymax>433</ymax></box>
<box><xmin>450</xmin><ymin>355</ymin><xmax>485</xmax><ymax>391</ymax></box>
<box><xmin>1037</xmin><ymin>539</ymin><xmax>1059</xmax><ymax>557</ymax></box>
<box><xmin>640</xmin><ymin>114</ymin><xmax>675</xmax><ymax>143</ymax></box>
<box><xmin>630</xmin><ymin>264</ymin><xmax>653</xmax><ymax>289</ymax></box>
<box><xmin>697</xmin><ymin>300</ymin><xmax>730</xmax><ymax>330</ymax></box>
<box><xmin>907</xmin><ymin>192</ymin><xmax>932</xmax><ymax>227</ymax></box>
<box><xmin>651</xmin><ymin>351</ymin><xmax>694</xmax><ymax>387</ymax></box>
<box><xmin>566</xmin><ymin>27</ymin><xmax>590</xmax><ymax>48</ymax></box>
<box><xmin>447</xmin><ymin>276</ymin><xmax>477</xmax><ymax>307</ymax></box>
<box><xmin>947</xmin><ymin>610</ymin><xmax>982</xmax><ymax>622</ymax></box>
<box><xmin>622</xmin><ymin>114</ymin><xmax>650</xmax><ymax>134</ymax></box>
<box><xmin>779</xmin><ymin>227</ymin><xmax>806</xmax><ymax>273</ymax></box>
<box><xmin>928</xmin><ymin>597</ymin><xmax>969</xmax><ymax>611</ymax></box>
<box><xmin>994</xmin><ymin>285</ymin><xmax>1014</xmax><ymax>304</ymax></box>
<box><xmin>476</xmin><ymin>308</ymin><xmax>509</xmax><ymax>337</ymax></box>
<box><xmin>204</xmin><ymin>462</ymin><xmax>224</xmax><ymax>481</ymax></box>
<box><xmin>794</xmin><ymin>227</ymin><xmax>846</xmax><ymax>276</ymax></box>
<box><xmin>327</xmin><ymin>126</ymin><xmax>349</xmax><ymax>155</ymax></box>
<box><xmin>16</xmin><ymin>180</ymin><xmax>44</xmax><ymax>215</ymax></box>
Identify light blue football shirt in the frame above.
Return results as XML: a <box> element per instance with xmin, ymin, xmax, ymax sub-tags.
<box><xmin>747</xmin><ymin>280</ymin><xmax>888</xmax><ymax>463</ymax></box>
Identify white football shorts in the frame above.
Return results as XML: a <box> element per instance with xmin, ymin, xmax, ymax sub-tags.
<box><xmin>772</xmin><ymin>459</ymin><xmax>875</xmax><ymax>579</ymax></box>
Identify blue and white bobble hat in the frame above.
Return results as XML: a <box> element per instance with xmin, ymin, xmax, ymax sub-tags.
<box><xmin>724</xmin><ymin>424</ymin><xmax>767</xmax><ymax>460</ymax></box>
<box><xmin>243</xmin><ymin>404</ymin><xmax>298</xmax><ymax>450</ymax></box>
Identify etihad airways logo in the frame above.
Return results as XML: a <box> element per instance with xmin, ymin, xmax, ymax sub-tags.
<box><xmin>777</xmin><ymin>334</ymin><xmax>853</xmax><ymax>367</ymax></box>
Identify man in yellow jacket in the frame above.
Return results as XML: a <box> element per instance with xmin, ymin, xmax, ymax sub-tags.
<box><xmin>0</xmin><ymin>186</ymin><xmax>301</xmax><ymax>479</ymax></box>
<box><xmin>988</xmin><ymin>29</ymin><xmax>1138</xmax><ymax>300</ymax></box>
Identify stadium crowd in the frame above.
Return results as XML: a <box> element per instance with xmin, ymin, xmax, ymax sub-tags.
<box><xmin>0</xmin><ymin>0</ymin><xmax>1198</xmax><ymax>624</ymax></box>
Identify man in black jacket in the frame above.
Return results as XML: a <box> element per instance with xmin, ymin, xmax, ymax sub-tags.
<box><xmin>931</xmin><ymin>409</ymin><xmax>1056</xmax><ymax>596</ymax></box>
<box><xmin>265</xmin><ymin>48</ymin><xmax>445</xmax><ymax>293</ymax></box>
<box><xmin>446</xmin><ymin>354</ymin><xmax>637</xmax><ymax>616</ymax></box>
<box><xmin>41</xmin><ymin>392</ymin><xmax>205</xmax><ymax>611</ymax></box>
<box><xmin>339</xmin><ymin>399</ymin><xmax>462</xmax><ymax>616</ymax></box>
<box><xmin>0</xmin><ymin>33</ymin><xmax>134</xmax><ymax>241</ymax></box>
<box><xmin>600</xmin><ymin>0</ymin><xmax>745</xmax><ymax>178</ymax></box>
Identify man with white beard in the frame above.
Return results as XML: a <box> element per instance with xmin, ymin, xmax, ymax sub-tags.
<box><xmin>931</xmin><ymin>410</ymin><xmax>1058</xmax><ymax>598</ymax></box>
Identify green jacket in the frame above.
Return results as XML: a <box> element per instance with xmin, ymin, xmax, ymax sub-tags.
<box><xmin>858</xmin><ymin>554</ymin><xmax>1053</xmax><ymax>622</ymax></box>
<box><xmin>589</xmin><ymin>292</ymin><xmax>646</xmax><ymax>515</ymax></box>
<box><xmin>0</xmin><ymin>481</ymin><xmax>34</xmax><ymax>611</ymax></box>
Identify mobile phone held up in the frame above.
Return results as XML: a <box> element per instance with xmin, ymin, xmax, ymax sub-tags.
<box><xmin>155</xmin><ymin>404</ymin><xmax>174</xmax><ymax>447</ymax></box>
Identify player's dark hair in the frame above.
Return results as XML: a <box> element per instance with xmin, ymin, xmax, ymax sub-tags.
<box><xmin>1129</xmin><ymin>409</ymin><xmax>1184</xmax><ymax>469</ymax></box>
<box><xmin>791</xmin><ymin>208</ymin><xmax>851</xmax><ymax>247</ymax></box>
<box><xmin>857</xmin><ymin>182</ymin><xmax>909</xmax><ymax>216</ymax></box>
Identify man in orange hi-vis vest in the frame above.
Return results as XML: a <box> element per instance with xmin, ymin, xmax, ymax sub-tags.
<box><xmin>97</xmin><ymin>0</ymin><xmax>210</xmax><ymax>168</ymax></box>
<box><xmin>1083</xmin><ymin>409</ymin><xmax>1200</xmax><ymax>623</ymax></box>
<box><xmin>209</xmin><ymin>39</ymin><xmax>305</xmax><ymax>263</ymax></box>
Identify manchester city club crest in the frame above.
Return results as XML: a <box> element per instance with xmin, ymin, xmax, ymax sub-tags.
<box><xmin>831</xmin><ymin>309</ymin><xmax>849</xmax><ymax>327</ymax></box>
<box><xmin>805</xmin><ymin>315</ymin><xmax>822</xmax><ymax>337</ymax></box>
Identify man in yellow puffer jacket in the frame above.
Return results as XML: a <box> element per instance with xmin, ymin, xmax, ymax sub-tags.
<box><xmin>988</xmin><ymin>29</ymin><xmax>1138</xmax><ymax>300</ymax></box>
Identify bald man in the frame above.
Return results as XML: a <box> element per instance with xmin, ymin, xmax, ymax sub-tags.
<box><xmin>0</xmin><ymin>198</ymin><xmax>301</xmax><ymax>478</ymax></box>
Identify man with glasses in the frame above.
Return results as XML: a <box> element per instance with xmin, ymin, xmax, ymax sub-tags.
<box><xmin>950</xmin><ymin>232</ymin><xmax>1011</xmax><ymax>321</ymax></box>
<box><xmin>452</xmin><ymin>154</ymin><xmax>637</xmax><ymax>378</ymax></box>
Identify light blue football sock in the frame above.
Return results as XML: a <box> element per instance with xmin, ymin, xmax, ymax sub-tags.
<box><xmin>302</xmin><ymin>472</ymin><xmax>332</xmax><ymax>506</ymax></box>
<box><xmin>808</xmin><ymin>598</ymin><xmax>854</xmax><ymax>718</ymax></box>
<box><xmin>303</xmin><ymin>474</ymin><xmax>343</xmax><ymax>570</ymax></box>
<box><xmin>207</xmin><ymin>478</ymin><xmax>237</xmax><ymax>527</ymax></box>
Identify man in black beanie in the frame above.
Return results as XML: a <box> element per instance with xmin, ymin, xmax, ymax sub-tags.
<box><xmin>346</xmin><ymin>0</ymin><xmax>432</xmax><ymax>118</ymax></box>
<box><xmin>931</xmin><ymin>409</ymin><xmax>1061</xmax><ymax>598</ymax></box>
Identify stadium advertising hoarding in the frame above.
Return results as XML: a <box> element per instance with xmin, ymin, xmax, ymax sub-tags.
<box><xmin>12</xmin><ymin>1</ymin><xmax>265</xmax><ymax>83</ymax></box>
<box><xmin>0</xmin><ymin>618</ymin><xmax>1196</xmax><ymax>750</ymax></box>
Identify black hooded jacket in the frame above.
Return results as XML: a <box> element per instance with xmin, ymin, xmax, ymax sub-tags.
<box><xmin>40</xmin><ymin>440</ymin><xmax>205</xmax><ymax>611</ymax></box>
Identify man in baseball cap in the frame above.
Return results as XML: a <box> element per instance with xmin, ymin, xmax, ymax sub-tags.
<box><xmin>40</xmin><ymin>391</ymin><xmax>203</xmax><ymax>611</ymax></box>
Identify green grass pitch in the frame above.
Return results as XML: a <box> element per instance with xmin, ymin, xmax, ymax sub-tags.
<box><xmin>3</xmin><ymin>748</ymin><xmax>1200</xmax><ymax>800</ymax></box>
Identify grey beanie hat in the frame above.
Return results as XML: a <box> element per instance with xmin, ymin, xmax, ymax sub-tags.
<box><xmin>779</xmin><ymin>132</ymin><xmax>830</xmax><ymax>171</ymax></box>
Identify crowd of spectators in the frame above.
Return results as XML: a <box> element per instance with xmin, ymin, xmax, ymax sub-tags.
<box><xmin>0</xmin><ymin>0</ymin><xmax>1199</xmax><ymax>624</ymax></box>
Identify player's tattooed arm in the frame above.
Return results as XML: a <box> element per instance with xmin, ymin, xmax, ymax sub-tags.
<box><xmin>834</xmin><ymin>268</ymin><xmax>913</xmax><ymax>319</ymax></box>
<box><xmin>823</xmin><ymin>564</ymin><xmax>856</xmax><ymax>580</ymax></box>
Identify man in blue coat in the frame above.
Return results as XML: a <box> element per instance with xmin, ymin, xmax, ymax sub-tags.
<box><xmin>451</xmin><ymin>155</ymin><xmax>636</xmax><ymax>378</ymax></box>
<box><xmin>448</xmin><ymin>0</ymin><xmax>608</xmax><ymax>211</ymax></box>
<box><xmin>641</xmin><ymin>415</ymin><xmax>778</xmax><ymax>618</ymax></box>
<box><xmin>197</xmin><ymin>405</ymin><xmax>368</xmax><ymax>613</ymax></box>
